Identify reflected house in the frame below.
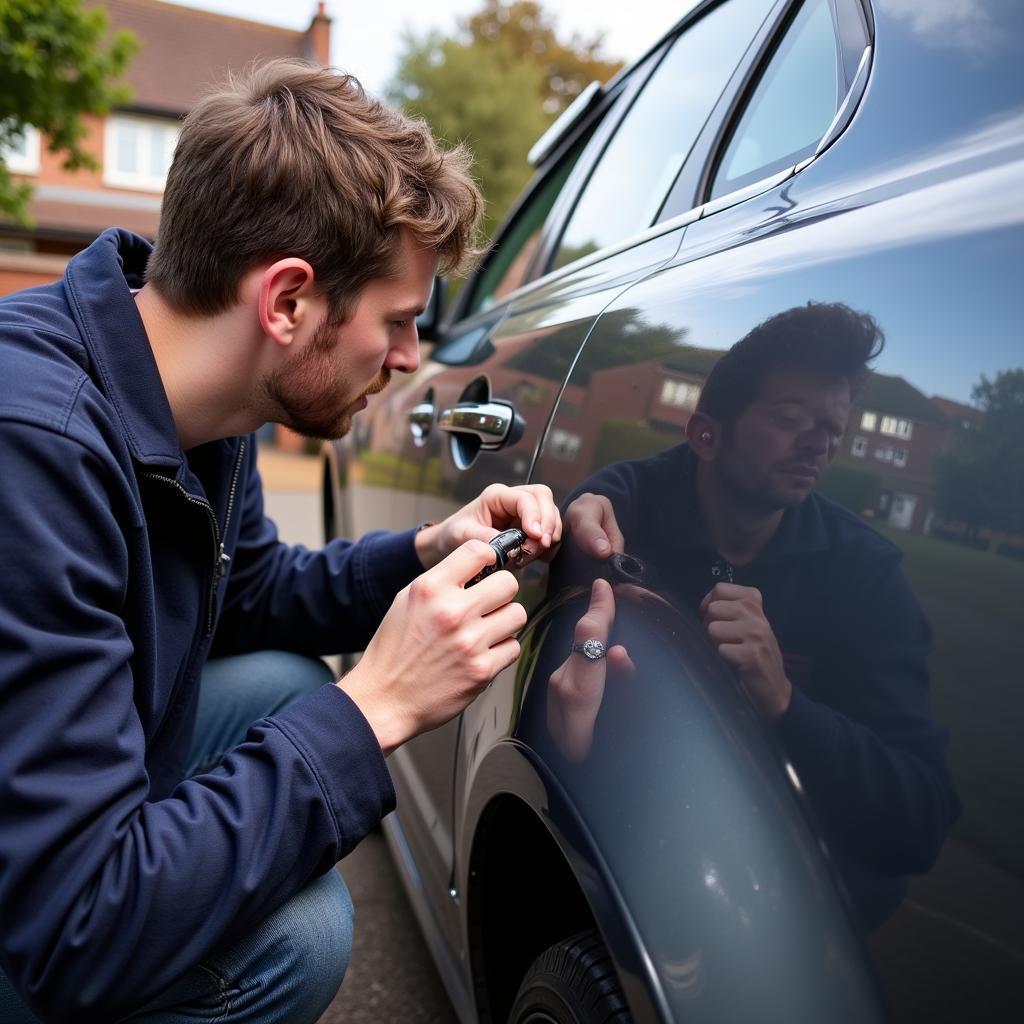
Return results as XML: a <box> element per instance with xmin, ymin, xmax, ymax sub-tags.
<box><xmin>522</xmin><ymin>340</ymin><xmax>984</xmax><ymax>541</ymax></box>
<box><xmin>561</xmin><ymin>348</ymin><xmax>722</xmax><ymax>475</ymax></box>
<box><xmin>0</xmin><ymin>0</ymin><xmax>332</xmax><ymax>296</ymax></box>
<box><xmin>833</xmin><ymin>373</ymin><xmax>950</xmax><ymax>533</ymax></box>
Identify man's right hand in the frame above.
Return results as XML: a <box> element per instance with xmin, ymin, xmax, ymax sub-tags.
<box><xmin>339</xmin><ymin>540</ymin><xmax>527</xmax><ymax>754</ymax></box>
<box><xmin>564</xmin><ymin>492</ymin><xmax>626</xmax><ymax>559</ymax></box>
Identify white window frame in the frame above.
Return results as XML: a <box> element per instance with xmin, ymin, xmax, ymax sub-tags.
<box><xmin>104</xmin><ymin>115</ymin><xmax>179</xmax><ymax>192</ymax></box>
<box><xmin>1</xmin><ymin>125</ymin><xmax>41</xmax><ymax>175</ymax></box>
<box><xmin>874</xmin><ymin>445</ymin><xmax>895</xmax><ymax>463</ymax></box>
<box><xmin>893</xmin><ymin>447</ymin><xmax>909</xmax><ymax>468</ymax></box>
<box><xmin>880</xmin><ymin>415</ymin><xmax>913</xmax><ymax>439</ymax></box>
<box><xmin>660</xmin><ymin>378</ymin><xmax>701</xmax><ymax>409</ymax></box>
<box><xmin>548</xmin><ymin>427</ymin><xmax>582</xmax><ymax>461</ymax></box>
<box><xmin>851</xmin><ymin>436</ymin><xmax>868</xmax><ymax>457</ymax></box>
<box><xmin>860</xmin><ymin>411</ymin><xmax>877</xmax><ymax>431</ymax></box>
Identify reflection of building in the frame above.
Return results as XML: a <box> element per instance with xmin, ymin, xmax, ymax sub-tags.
<box><xmin>0</xmin><ymin>0</ymin><xmax>331</xmax><ymax>295</ymax></box>
<box><xmin>834</xmin><ymin>373</ymin><xmax>950</xmax><ymax>532</ymax></box>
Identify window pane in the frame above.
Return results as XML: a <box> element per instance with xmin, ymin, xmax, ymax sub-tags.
<box><xmin>553</xmin><ymin>0</ymin><xmax>776</xmax><ymax>270</ymax></box>
<box><xmin>116</xmin><ymin>121</ymin><xmax>138</xmax><ymax>174</ymax></box>
<box><xmin>468</xmin><ymin>136</ymin><xmax>587</xmax><ymax>315</ymax></box>
<box><xmin>711</xmin><ymin>0</ymin><xmax>840</xmax><ymax>199</ymax></box>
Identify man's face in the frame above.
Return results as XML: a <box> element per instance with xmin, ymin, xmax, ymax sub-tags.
<box><xmin>713</xmin><ymin>367</ymin><xmax>852</xmax><ymax>513</ymax></box>
<box><xmin>264</xmin><ymin>232</ymin><xmax>438</xmax><ymax>439</ymax></box>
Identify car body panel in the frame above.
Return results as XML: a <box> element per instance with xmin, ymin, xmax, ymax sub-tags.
<box><xmin>328</xmin><ymin>1</ymin><xmax>1024</xmax><ymax>1019</ymax></box>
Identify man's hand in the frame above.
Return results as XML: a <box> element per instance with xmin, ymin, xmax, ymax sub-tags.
<box><xmin>415</xmin><ymin>484</ymin><xmax>561</xmax><ymax>570</ymax></box>
<box><xmin>340</xmin><ymin>540</ymin><xmax>527</xmax><ymax>754</ymax></box>
<box><xmin>700</xmin><ymin>583</ymin><xmax>792</xmax><ymax>720</ymax></box>
<box><xmin>563</xmin><ymin>492</ymin><xmax>625</xmax><ymax>560</ymax></box>
<box><xmin>547</xmin><ymin>578</ymin><xmax>634</xmax><ymax>762</ymax></box>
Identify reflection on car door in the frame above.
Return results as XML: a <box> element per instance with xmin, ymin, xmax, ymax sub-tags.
<box><xmin>530</xmin><ymin>0</ymin><xmax>1024</xmax><ymax>1017</ymax></box>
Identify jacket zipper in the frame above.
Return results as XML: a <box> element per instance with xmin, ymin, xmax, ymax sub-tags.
<box><xmin>140</xmin><ymin>438</ymin><xmax>246</xmax><ymax>637</ymax></box>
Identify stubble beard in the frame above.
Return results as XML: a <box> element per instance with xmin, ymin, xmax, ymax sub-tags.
<box><xmin>263</xmin><ymin>318</ymin><xmax>391</xmax><ymax>441</ymax></box>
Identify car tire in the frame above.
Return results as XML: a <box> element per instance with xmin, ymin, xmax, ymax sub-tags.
<box><xmin>508</xmin><ymin>930</ymin><xmax>631</xmax><ymax>1024</ymax></box>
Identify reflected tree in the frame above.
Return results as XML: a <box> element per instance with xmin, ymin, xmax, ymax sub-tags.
<box><xmin>933</xmin><ymin>369</ymin><xmax>1024</xmax><ymax>542</ymax></box>
<box><xmin>505</xmin><ymin>308</ymin><xmax>689</xmax><ymax>383</ymax></box>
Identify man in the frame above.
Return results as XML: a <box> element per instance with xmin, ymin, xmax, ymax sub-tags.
<box><xmin>552</xmin><ymin>302</ymin><xmax>960</xmax><ymax>929</ymax></box>
<box><xmin>0</xmin><ymin>61</ymin><xmax>560</xmax><ymax>1022</ymax></box>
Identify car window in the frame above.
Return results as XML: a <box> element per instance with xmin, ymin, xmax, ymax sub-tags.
<box><xmin>550</xmin><ymin>0</ymin><xmax>778</xmax><ymax>272</ymax></box>
<box><xmin>465</xmin><ymin>138</ymin><xmax>587</xmax><ymax>317</ymax></box>
<box><xmin>710</xmin><ymin>0</ymin><xmax>841</xmax><ymax>199</ymax></box>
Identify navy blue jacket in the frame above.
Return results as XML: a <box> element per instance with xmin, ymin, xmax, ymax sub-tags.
<box><xmin>0</xmin><ymin>230</ymin><xmax>423</xmax><ymax>1020</ymax></box>
<box><xmin>561</xmin><ymin>444</ymin><xmax>961</xmax><ymax>929</ymax></box>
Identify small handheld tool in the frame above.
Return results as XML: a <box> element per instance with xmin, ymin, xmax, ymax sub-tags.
<box><xmin>465</xmin><ymin>528</ymin><xmax>528</xmax><ymax>587</ymax></box>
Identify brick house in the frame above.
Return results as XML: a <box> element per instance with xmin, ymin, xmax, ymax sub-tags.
<box><xmin>0</xmin><ymin>0</ymin><xmax>332</xmax><ymax>295</ymax></box>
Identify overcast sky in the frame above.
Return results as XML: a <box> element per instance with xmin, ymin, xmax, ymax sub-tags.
<box><xmin>164</xmin><ymin>0</ymin><xmax>693</xmax><ymax>95</ymax></box>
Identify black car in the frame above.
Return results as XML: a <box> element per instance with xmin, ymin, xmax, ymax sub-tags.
<box><xmin>323</xmin><ymin>1</ymin><xmax>1024</xmax><ymax>1020</ymax></box>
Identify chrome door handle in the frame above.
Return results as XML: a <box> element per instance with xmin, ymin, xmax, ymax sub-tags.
<box><xmin>408</xmin><ymin>401</ymin><xmax>434</xmax><ymax>446</ymax></box>
<box><xmin>438</xmin><ymin>401</ymin><xmax>520</xmax><ymax>449</ymax></box>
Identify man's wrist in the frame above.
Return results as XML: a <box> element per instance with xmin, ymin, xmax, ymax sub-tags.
<box><xmin>413</xmin><ymin>521</ymin><xmax>443</xmax><ymax>569</ymax></box>
<box><xmin>335</xmin><ymin>674</ymin><xmax>405</xmax><ymax>756</ymax></box>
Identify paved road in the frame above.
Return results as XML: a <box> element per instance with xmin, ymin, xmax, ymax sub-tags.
<box><xmin>260</xmin><ymin>449</ymin><xmax>458</xmax><ymax>1024</ymax></box>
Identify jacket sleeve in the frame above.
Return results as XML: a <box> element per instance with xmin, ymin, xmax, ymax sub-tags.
<box><xmin>773</xmin><ymin>550</ymin><xmax>961</xmax><ymax>877</ymax></box>
<box><xmin>211</xmin><ymin>441</ymin><xmax>424</xmax><ymax>658</ymax></box>
<box><xmin>0</xmin><ymin>421</ymin><xmax>394</xmax><ymax>1022</ymax></box>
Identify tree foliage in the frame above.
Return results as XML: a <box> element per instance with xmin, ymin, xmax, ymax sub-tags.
<box><xmin>388</xmin><ymin>1</ymin><xmax>623</xmax><ymax>237</ymax></box>
<box><xmin>464</xmin><ymin>0</ymin><xmax>623</xmax><ymax>117</ymax></box>
<box><xmin>0</xmin><ymin>0</ymin><xmax>137</xmax><ymax>223</ymax></box>
<box><xmin>933</xmin><ymin>369</ymin><xmax>1024</xmax><ymax>537</ymax></box>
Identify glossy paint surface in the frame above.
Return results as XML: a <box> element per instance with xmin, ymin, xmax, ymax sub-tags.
<box><xmin>330</xmin><ymin>1</ymin><xmax>1024</xmax><ymax>1020</ymax></box>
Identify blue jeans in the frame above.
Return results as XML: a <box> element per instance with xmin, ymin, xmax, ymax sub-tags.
<box><xmin>1</xmin><ymin>652</ymin><xmax>352</xmax><ymax>1024</ymax></box>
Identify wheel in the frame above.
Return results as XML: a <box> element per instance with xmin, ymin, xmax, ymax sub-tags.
<box><xmin>508</xmin><ymin>930</ymin><xmax>631</xmax><ymax>1024</ymax></box>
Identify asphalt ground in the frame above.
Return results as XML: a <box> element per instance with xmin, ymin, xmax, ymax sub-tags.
<box><xmin>258</xmin><ymin>447</ymin><xmax>458</xmax><ymax>1024</ymax></box>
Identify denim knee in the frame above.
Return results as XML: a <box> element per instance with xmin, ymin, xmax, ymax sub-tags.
<box><xmin>132</xmin><ymin>868</ymin><xmax>355</xmax><ymax>1023</ymax></box>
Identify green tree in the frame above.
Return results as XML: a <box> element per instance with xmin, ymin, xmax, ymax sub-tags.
<box><xmin>464</xmin><ymin>0</ymin><xmax>623</xmax><ymax>116</ymax></box>
<box><xmin>388</xmin><ymin>32</ymin><xmax>550</xmax><ymax>237</ymax></box>
<box><xmin>0</xmin><ymin>0</ymin><xmax>137</xmax><ymax>224</ymax></box>
<box><xmin>933</xmin><ymin>369</ymin><xmax>1024</xmax><ymax>539</ymax></box>
<box><xmin>388</xmin><ymin>1</ymin><xmax>623</xmax><ymax>236</ymax></box>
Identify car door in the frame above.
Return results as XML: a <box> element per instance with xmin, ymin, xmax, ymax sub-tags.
<box><xmin>526</xmin><ymin>0</ymin><xmax>1024</xmax><ymax>1020</ymax></box>
<box><xmin>380</xmin><ymin>0</ymin><xmax>785</xmax><ymax>968</ymax></box>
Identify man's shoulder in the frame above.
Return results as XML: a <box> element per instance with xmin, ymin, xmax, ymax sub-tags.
<box><xmin>0</xmin><ymin>286</ymin><xmax>123</xmax><ymax>454</ymax></box>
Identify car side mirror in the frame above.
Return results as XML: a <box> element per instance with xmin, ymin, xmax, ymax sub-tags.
<box><xmin>416</xmin><ymin>276</ymin><xmax>448</xmax><ymax>342</ymax></box>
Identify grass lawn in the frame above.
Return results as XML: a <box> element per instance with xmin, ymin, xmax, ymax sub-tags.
<box><xmin>877</xmin><ymin>526</ymin><xmax>1024</xmax><ymax>876</ymax></box>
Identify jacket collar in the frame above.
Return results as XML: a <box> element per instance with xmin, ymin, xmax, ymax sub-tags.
<box><xmin>64</xmin><ymin>229</ymin><xmax>183</xmax><ymax>471</ymax></box>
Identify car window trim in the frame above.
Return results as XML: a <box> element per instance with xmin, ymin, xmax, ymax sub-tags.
<box><xmin>654</xmin><ymin>0</ymin><xmax>792</xmax><ymax>222</ymax></box>
<box><xmin>529</xmin><ymin>42</ymin><xmax>670</xmax><ymax>280</ymax></box>
<box><xmin>657</xmin><ymin>0</ymin><xmax>872</xmax><ymax>222</ymax></box>
<box><xmin>449</xmin><ymin>70</ymin><xmax>641</xmax><ymax>327</ymax></box>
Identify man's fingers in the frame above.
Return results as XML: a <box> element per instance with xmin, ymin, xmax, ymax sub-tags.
<box><xmin>566</xmin><ymin>494</ymin><xmax>624</xmax><ymax>557</ymax></box>
<box><xmin>706</xmin><ymin>620</ymin><xmax>746</xmax><ymax>645</ymax></box>
<box><xmin>515</xmin><ymin>485</ymin><xmax>559</xmax><ymax>548</ymax></box>
<box><xmin>699</xmin><ymin>582</ymin><xmax>762</xmax><ymax>615</ymax></box>
<box><xmin>572</xmin><ymin>578</ymin><xmax>615</xmax><ymax>644</ymax></box>
<box><xmin>481</xmin><ymin>599</ymin><xmax>528</xmax><ymax>645</ymax></box>
<box><xmin>488</xmin><ymin>636</ymin><xmax>522</xmax><ymax>677</ymax></box>
<box><xmin>607</xmin><ymin>644</ymin><xmax>636</xmax><ymax>678</ymax></box>
<box><xmin>471</xmin><ymin>568</ymin><xmax>521</xmax><ymax>614</ymax></box>
<box><xmin>483</xmin><ymin>484</ymin><xmax>560</xmax><ymax>548</ymax></box>
<box><xmin>432</xmin><ymin>538</ymin><xmax>499</xmax><ymax>587</ymax></box>
<box><xmin>702</xmin><ymin>599</ymin><xmax>747</xmax><ymax>624</ymax></box>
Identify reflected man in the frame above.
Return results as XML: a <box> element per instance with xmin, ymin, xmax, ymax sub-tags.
<box><xmin>554</xmin><ymin>302</ymin><xmax>960</xmax><ymax>929</ymax></box>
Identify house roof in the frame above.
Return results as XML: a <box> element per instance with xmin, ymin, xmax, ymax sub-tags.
<box><xmin>858</xmin><ymin>372</ymin><xmax>947</xmax><ymax>425</ymax></box>
<box><xmin>94</xmin><ymin>0</ymin><xmax>324</xmax><ymax>115</ymax></box>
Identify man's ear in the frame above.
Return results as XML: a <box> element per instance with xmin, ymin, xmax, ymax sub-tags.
<box><xmin>686</xmin><ymin>411</ymin><xmax>721</xmax><ymax>461</ymax></box>
<box><xmin>257</xmin><ymin>259</ymin><xmax>317</xmax><ymax>348</ymax></box>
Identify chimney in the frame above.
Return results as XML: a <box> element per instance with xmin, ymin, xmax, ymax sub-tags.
<box><xmin>304</xmin><ymin>2</ymin><xmax>331</xmax><ymax>65</ymax></box>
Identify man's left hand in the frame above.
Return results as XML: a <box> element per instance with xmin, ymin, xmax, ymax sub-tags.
<box><xmin>415</xmin><ymin>483</ymin><xmax>561</xmax><ymax>571</ymax></box>
<box><xmin>700</xmin><ymin>582</ymin><xmax>792</xmax><ymax>720</ymax></box>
